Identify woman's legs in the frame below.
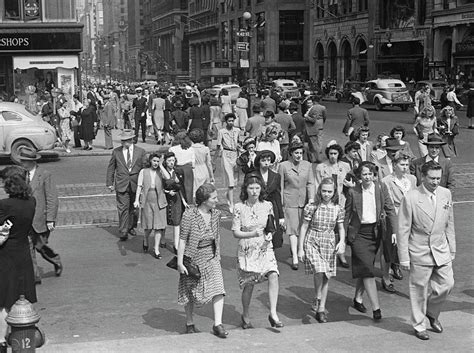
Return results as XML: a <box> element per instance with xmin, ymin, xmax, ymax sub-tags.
<box><xmin>267</xmin><ymin>272</ymin><xmax>280</xmax><ymax>320</ymax></box>
<box><xmin>212</xmin><ymin>294</ymin><xmax>224</xmax><ymax>326</ymax></box>
<box><xmin>289</xmin><ymin>234</ymin><xmax>298</xmax><ymax>265</ymax></box>
<box><xmin>0</xmin><ymin>308</ymin><xmax>7</xmax><ymax>343</ymax></box>
<box><xmin>173</xmin><ymin>226</ymin><xmax>180</xmax><ymax>251</ymax></box>
<box><xmin>154</xmin><ymin>229</ymin><xmax>163</xmax><ymax>255</ymax></box>
<box><xmin>317</xmin><ymin>274</ymin><xmax>329</xmax><ymax>313</ymax></box>
<box><xmin>144</xmin><ymin>229</ymin><xmax>151</xmax><ymax>248</ymax></box>
<box><xmin>354</xmin><ymin>278</ymin><xmax>365</xmax><ymax>303</ymax></box>
<box><xmin>184</xmin><ymin>302</ymin><xmax>194</xmax><ymax>325</ymax></box>
<box><xmin>241</xmin><ymin>283</ymin><xmax>254</xmax><ymax>321</ymax></box>
<box><xmin>362</xmin><ymin>277</ymin><xmax>380</xmax><ymax>311</ymax></box>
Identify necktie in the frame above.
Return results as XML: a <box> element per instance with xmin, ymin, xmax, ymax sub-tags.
<box><xmin>430</xmin><ymin>194</ymin><xmax>436</xmax><ymax>208</ymax></box>
<box><xmin>126</xmin><ymin>148</ymin><xmax>131</xmax><ymax>170</ymax></box>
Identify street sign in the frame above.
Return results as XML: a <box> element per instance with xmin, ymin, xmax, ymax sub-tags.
<box><xmin>237</xmin><ymin>42</ymin><xmax>249</xmax><ymax>51</ymax></box>
<box><xmin>236</xmin><ymin>30</ymin><xmax>251</xmax><ymax>37</ymax></box>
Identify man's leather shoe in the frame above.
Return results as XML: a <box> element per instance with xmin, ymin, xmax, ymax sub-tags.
<box><xmin>382</xmin><ymin>278</ymin><xmax>396</xmax><ymax>293</ymax></box>
<box><xmin>391</xmin><ymin>264</ymin><xmax>403</xmax><ymax>280</ymax></box>
<box><xmin>337</xmin><ymin>257</ymin><xmax>350</xmax><ymax>268</ymax></box>
<box><xmin>373</xmin><ymin>309</ymin><xmax>382</xmax><ymax>321</ymax></box>
<box><xmin>427</xmin><ymin>315</ymin><xmax>443</xmax><ymax>333</ymax></box>
<box><xmin>353</xmin><ymin>299</ymin><xmax>367</xmax><ymax>313</ymax></box>
<box><xmin>415</xmin><ymin>330</ymin><xmax>429</xmax><ymax>340</ymax></box>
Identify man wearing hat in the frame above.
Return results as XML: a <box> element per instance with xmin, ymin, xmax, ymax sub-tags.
<box><xmin>18</xmin><ymin>147</ymin><xmax>61</xmax><ymax>282</ymax></box>
<box><xmin>101</xmin><ymin>95</ymin><xmax>116</xmax><ymax>149</ymax></box>
<box><xmin>132</xmin><ymin>87</ymin><xmax>148</xmax><ymax>143</ymax></box>
<box><xmin>106</xmin><ymin>129</ymin><xmax>147</xmax><ymax>241</ymax></box>
<box><xmin>275</xmin><ymin>102</ymin><xmax>296</xmax><ymax>161</ymax></box>
<box><xmin>372</xmin><ymin>137</ymin><xmax>404</xmax><ymax>180</ymax></box>
<box><xmin>410</xmin><ymin>134</ymin><xmax>454</xmax><ymax>190</ymax></box>
<box><xmin>304</xmin><ymin>95</ymin><xmax>327</xmax><ymax>163</ymax></box>
<box><xmin>237</xmin><ymin>137</ymin><xmax>257</xmax><ymax>175</ymax></box>
<box><xmin>245</xmin><ymin>104</ymin><xmax>265</xmax><ymax>138</ymax></box>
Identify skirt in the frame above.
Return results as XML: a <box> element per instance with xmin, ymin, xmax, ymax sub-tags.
<box><xmin>141</xmin><ymin>189</ymin><xmax>167</xmax><ymax>230</ymax></box>
<box><xmin>284</xmin><ymin>207</ymin><xmax>304</xmax><ymax>235</ymax></box>
<box><xmin>304</xmin><ymin>230</ymin><xmax>336</xmax><ymax>277</ymax></box>
<box><xmin>166</xmin><ymin>193</ymin><xmax>184</xmax><ymax>226</ymax></box>
<box><xmin>177</xmin><ymin>163</ymin><xmax>194</xmax><ymax>204</ymax></box>
<box><xmin>350</xmin><ymin>223</ymin><xmax>379</xmax><ymax>279</ymax></box>
<box><xmin>221</xmin><ymin>150</ymin><xmax>237</xmax><ymax>188</ymax></box>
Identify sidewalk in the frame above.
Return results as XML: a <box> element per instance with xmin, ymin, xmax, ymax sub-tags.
<box><xmin>43</xmin><ymin>309</ymin><xmax>474</xmax><ymax>352</ymax></box>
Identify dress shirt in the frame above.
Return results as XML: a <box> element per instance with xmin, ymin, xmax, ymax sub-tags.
<box><xmin>28</xmin><ymin>167</ymin><xmax>37</xmax><ymax>182</ymax></box>
<box><xmin>122</xmin><ymin>144</ymin><xmax>134</xmax><ymax>171</ymax></box>
<box><xmin>425</xmin><ymin>155</ymin><xmax>439</xmax><ymax>163</ymax></box>
<box><xmin>357</xmin><ymin>141</ymin><xmax>370</xmax><ymax>161</ymax></box>
<box><xmin>446</xmin><ymin>91</ymin><xmax>461</xmax><ymax>105</ymax></box>
<box><xmin>361</xmin><ymin>183</ymin><xmax>377</xmax><ymax>224</ymax></box>
<box><xmin>385</xmin><ymin>155</ymin><xmax>393</xmax><ymax>174</ymax></box>
<box><xmin>422</xmin><ymin>184</ymin><xmax>437</xmax><ymax>208</ymax></box>
<box><xmin>217</xmin><ymin>127</ymin><xmax>240</xmax><ymax>151</ymax></box>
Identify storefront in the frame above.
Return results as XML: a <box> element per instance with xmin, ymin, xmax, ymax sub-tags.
<box><xmin>0</xmin><ymin>24</ymin><xmax>83</xmax><ymax>106</ymax></box>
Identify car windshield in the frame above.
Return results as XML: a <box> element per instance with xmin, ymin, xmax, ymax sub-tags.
<box><xmin>24</xmin><ymin>106</ymin><xmax>39</xmax><ymax>118</ymax></box>
<box><xmin>378</xmin><ymin>83</ymin><xmax>406</xmax><ymax>92</ymax></box>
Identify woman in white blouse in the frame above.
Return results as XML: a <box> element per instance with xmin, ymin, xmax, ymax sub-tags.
<box><xmin>256</xmin><ymin>124</ymin><xmax>282</xmax><ymax>172</ymax></box>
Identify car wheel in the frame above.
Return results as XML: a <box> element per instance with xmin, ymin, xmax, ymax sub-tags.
<box><xmin>401</xmin><ymin>105</ymin><xmax>409</xmax><ymax>111</ymax></box>
<box><xmin>375</xmin><ymin>99</ymin><xmax>383</xmax><ymax>111</ymax></box>
<box><xmin>11</xmin><ymin>139</ymin><xmax>35</xmax><ymax>164</ymax></box>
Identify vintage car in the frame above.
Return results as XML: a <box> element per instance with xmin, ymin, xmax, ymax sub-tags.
<box><xmin>272</xmin><ymin>79</ymin><xmax>301</xmax><ymax>99</ymax></box>
<box><xmin>206</xmin><ymin>83</ymin><xmax>242</xmax><ymax>103</ymax></box>
<box><xmin>0</xmin><ymin>102</ymin><xmax>56</xmax><ymax>161</ymax></box>
<box><xmin>411</xmin><ymin>80</ymin><xmax>448</xmax><ymax>107</ymax></box>
<box><xmin>336</xmin><ymin>81</ymin><xmax>366</xmax><ymax>103</ymax></box>
<box><xmin>352</xmin><ymin>79</ymin><xmax>413</xmax><ymax>111</ymax></box>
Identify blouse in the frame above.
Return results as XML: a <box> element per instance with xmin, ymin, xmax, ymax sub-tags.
<box><xmin>169</xmin><ymin>145</ymin><xmax>195</xmax><ymax>166</ymax></box>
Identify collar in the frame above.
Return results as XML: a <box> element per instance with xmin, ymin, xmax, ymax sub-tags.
<box><xmin>425</xmin><ymin>155</ymin><xmax>439</xmax><ymax>163</ymax></box>
<box><xmin>422</xmin><ymin>183</ymin><xmax>437</xmax><ymax>197</ymax></box>
<box><xmin>362</xmin><ymin>183</ymin><xmax>375</xmax><ymax>194</ymax></box>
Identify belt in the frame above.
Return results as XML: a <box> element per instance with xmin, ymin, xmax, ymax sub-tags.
<box><xmin>223</xmin><ymin>147</ymin><xmax>236</xmax><ymax>152</ymax></box>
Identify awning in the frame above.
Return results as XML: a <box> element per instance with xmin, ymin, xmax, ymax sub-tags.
<box><xmin>13</xmin><ymin>55</ymin><xmax>79</xmax><ymax>70</ymax></box>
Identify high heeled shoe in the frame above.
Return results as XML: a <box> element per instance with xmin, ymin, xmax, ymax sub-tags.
<box><xmin>241</xmin><ymin>315</ymin><xmax>254</xmax><ymax>329</ymax></box>
<box><xmin>268</xmin><ymin>315</ymin><xmax>284</xmax><ymax>328</ymax></box>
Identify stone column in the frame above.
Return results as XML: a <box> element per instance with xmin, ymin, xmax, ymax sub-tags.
<box><xmin>451</xmin><ymin>26</ymin><xmax>458</xmax><ymax>72</ymax></box>
<box><xmin>189</xmin><ymin>44</ymin><xmax>195</xmax><ymax>80</ymax></box>
<box><xmin>196</xmin><ymin>44</ymin><xmax>201</xmax><ymax>80</ymax></box>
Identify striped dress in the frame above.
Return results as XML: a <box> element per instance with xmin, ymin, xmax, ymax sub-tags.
<box><xmin>303</xmin><ymin>202</ymin><xmax>344</xmax><ymax>278</ymax></box>
<box><xmin>178</xmin><ymin>207</ymin><xmax>225</xmax><ymax>306</ymax></box>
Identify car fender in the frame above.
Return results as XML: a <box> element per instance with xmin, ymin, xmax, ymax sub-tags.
<box><xmin>4</xmin><ymin>127</ymin><xmax>53</xmax><ymax>153</ymax></box>
<box><xmin>351</xmin><ymin>92</ymin><xmax>366</xmax><ymax>104</ymax></box>
<box><xmin>374</xmin><ymin>93</ymin><xmax>391</xmax><ymax>105</ymax></box>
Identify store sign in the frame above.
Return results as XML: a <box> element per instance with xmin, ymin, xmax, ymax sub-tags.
<box><xmin>0</xmin><ymin>35</ymin><xmax>31</xmax><ymax>49</ymax></box>
<box><xmin>237</xmin><ymin>42</ymin><xmax>249</xmax><ymax>51</ymax></box>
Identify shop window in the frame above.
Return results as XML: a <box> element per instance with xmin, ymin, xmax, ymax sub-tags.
<box><xmin>279</xmin><ymin>11</ymin><xmax>304</xmax><ymax>62</ymax></box>
<box><xmin>417</xmin><ymin>0</ymin><xmax>426</xmax><ymax>25</ymax></box>
<box><xmin>44</xmin><ymin>0</ymin><xmax>75</xmax><ymax>21</ymax></box>
<box><xmin>5</xmin><ymin>0</ymin><xmax>21</xmax><ymax>20</ymax></box>
<box><xmin>380</xmin><ymin>0</ymin><xmax>415</xmax><ymax>29</ymax></box>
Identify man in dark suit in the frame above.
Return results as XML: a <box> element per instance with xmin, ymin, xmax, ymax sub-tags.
<box><xmin>132</xmin><ymin>87</ymin><xmax>148</xmax><ymax>143</ymax></box>
<box><xmin>410</xmin><ymin>134</ymin><xmax>454</xmax><ymax>190</ymax></box>
<box><xmin>106</xmin><ymin>129</ymin><xmax>147</xmax><ymax>241</ymax></box>
<box><xmin>304</xmin><ymin>95</ymin><xmax>327</xmax><ymax>163</ymax></box>
<box><xmin>18</xmin><ymin>147</ymin><xmax>61</xmax><ymax>283</ymax></box>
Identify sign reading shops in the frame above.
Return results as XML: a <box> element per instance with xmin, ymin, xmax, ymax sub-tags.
<box><xmin>0</xmin><ymin>33</ymin><xmax>81</xmax><ymax>52</ymax></box>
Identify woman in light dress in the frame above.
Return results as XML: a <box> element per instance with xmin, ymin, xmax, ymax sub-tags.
<box><xmin>189</xmin><ymin>128</ymin><xmax>214</xmax><ymax>194</ymax></box>
<box><xmin>414</xmin><ymin>106</ymin><xmax>437</xmax><ymax>157</ymax></box>
<box><xmin>234</xmin><ymin>92</ymin><xmax>248</xmax><ymax>131</ymax></box>
<box><xmin>256</xmin><ymin>124</ymin><xmax>282</xmax><ymax>173</ymax></box>
<box><xmin>152</xmin><ymin>92</ymin><xmax>166</xmax><ymax>144</ymax></box>
<box><xmin>57</xmin><ymin>97</ymin><xmax>73</xmax><ymax>153</ymax></box>
<box><xmin>220</xmin><ymin>89</ymin><xmax>232</xmax><ymax>123</ymax></box>
<box><xmin>232</xmin><ymin>173</ymin><xmax>284</xmax><ymax>329</ymax></box>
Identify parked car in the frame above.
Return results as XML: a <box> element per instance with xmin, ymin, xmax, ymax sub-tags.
<box><xmin>410</xmin><ymin>80</ymin><xmax>448</xmax><ymax>107</ymax></box>
<box><xmin>352</xmin><ymin>78</ymin><xmax>413</xmax><ymax>111</ymax></box>
<box><xmin>337</xmin><ymin>81</ymin><xmax>366</xmax><ymax>103</ymax></box>
<box><xmin>0</xmin><ymin>102</ymin><xmax>56</xmax><ymax>161</ymax></box>
<box><xmin>272</xmin><ymin>79</ymin><xmax>301</xmax><ymax>99</ymax></box>
<box><xmin>207</xmin><ymin>83</ymin><xmax>242</xmax><ymax>103</ymax></box>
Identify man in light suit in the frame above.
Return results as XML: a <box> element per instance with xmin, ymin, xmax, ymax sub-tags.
<box><xmin>398</xmin><ymin>161</ymin><xmax>455</xmax><ymax>340</ymax></box>
<box><xmin>106</xmin><ymin>129</ymin><xmax>147</xmax><ymax>241</ymax></box>
<box><xmin>19</xmin><ymin>147</ymin><xmax>61</xmax><ymax>283</ymax></box>
<box><xmin>410</xmin><ymin>133</ymin><xmax>454</xmax><ymax>190</ymax></box>
<box><xmin>304</xmin><ymin>96</ymin><xmax>326</xmax><ymax>163</ymax></box>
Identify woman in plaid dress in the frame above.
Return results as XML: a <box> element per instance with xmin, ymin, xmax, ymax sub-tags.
<box><xmin>298</xmin><ymin>177</ymin><xmax>346</xmax><ymax>323</ymax></box>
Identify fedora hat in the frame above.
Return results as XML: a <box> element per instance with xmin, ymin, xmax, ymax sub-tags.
<box><xmin>422</xmin><ymin>133</ymin><xmax>446</xmax><ymax>146</ymax></box>
<box><xmin>254</xmin><ymin>150</ymin><xmax>276</xmax><ymax>166</ymax></box>
<box><xmin>17</xmin><ymin>146</ymin><xmax>41</xmax><ymax>161</ymax></box>
<box><xmin>384</xmin><ymin>138</ymin><xmax>404</xmax><ymax>150</ymax></box>
<box><xmin>119</xmin><ymin>129</ymin><xmax>135</xmax><ymax>141</ymax></box>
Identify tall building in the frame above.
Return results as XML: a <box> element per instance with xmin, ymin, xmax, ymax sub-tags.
<box><xmin>149</xmin><ymin>0</ymin><xmax>189</xmax><ymax>82</ymax></box>
<box><xmin>219</xmin><ymin>0</ymin><xmax>309</xmax><ymax>84</ymax></box>
<box><xmin>431</xmin><ymin>0</ymin><xmax>474</xmax><ymax>80</ymax></box>
<box><xmin>128</xmin><ymin>0</ymin><xmax>144</xmax><ymax>80</ymax></box>
<box><xmin>0</xmin><ymin>0</ymin><xmax>83</xmax><ymax>101</ymax></box>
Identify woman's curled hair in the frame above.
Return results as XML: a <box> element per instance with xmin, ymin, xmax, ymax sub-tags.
<box><xmin>195</xmin><ymin>183</ymin><xmax>216</xmax><ymax>206</ymax></box>
<box><xmin>4</xmin><ymin>174</ymin><xmax>31</xmax><ymax>199</ymax></box>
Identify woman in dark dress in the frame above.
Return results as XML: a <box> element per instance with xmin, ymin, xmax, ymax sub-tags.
<box><xmin>254</xmin><ymin>150</ymin><xmax>285</xmax><ymax>248</ymax></box>
<box><xmin>344</xmin><ymin>161</ymin><xmax>397</xmax><ymax>322</ymax></box>
<box><xmin>0</xmin><ymin>173</ymin><xmax>37</xmax><ymax>346</ymax></box>
<box><xmin>80</xmin><ymin>98</ymin><xmax>98</xmax><ymax>150</ymax></box>
<box><xmin>160</xmin><ymin>152</ymin><xmax>188</xmax><ymax>252</ymax></box>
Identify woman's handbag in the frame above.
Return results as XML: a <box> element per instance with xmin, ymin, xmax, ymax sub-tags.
<box><xmin>166</xmin><ymin>255</ymin><xmax>201</xmax><ymax>279</ymax></box>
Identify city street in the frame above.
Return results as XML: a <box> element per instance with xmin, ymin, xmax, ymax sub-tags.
<box><xmin>4</xmin><ymin>101</ymin><xmax>471</xmax><ymax>351</ymax></box>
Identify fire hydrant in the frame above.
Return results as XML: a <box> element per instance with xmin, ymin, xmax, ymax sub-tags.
<box><xmin>5</xmin><ymin>296</ymin><xmax>45</xmax><ymax>352</ymax></box>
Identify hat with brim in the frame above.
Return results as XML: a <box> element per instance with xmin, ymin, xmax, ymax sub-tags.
<box><xmin>422</xmin><ymin>133</ymin><xmax>447</xmax><ymax>146</ymax></box>
<box><xmin>384</xmin><ymin>138</ymin><xmax>405</xmax><ymax>151</ymax></box>
<box><xmin>173</xmin><ymin>101</ymin><xmax>183</xmax><ymax>108</ymax></box>
<box><xmin>288</xmin><ymin>142</ymin><xmax>305</xmax><ymax>154</ymax></box>
<box><xmin>135</xmin><ymin>87</ymin><xmax>143</xmax><ymax>92</ymax></box>
<box><xmin>119</xmin><ymin>129</ymin><xmax>135</xmax><ymax>141</ymax></box>
<box><xmin>17</xmin><ymin>146</ymin><xmax>41</xmax><ymax>161</ymax></box>
<box><xmin>254</xmin><ymin>150</ymin><xmax>276</xmax><ymax>166</ymax></box>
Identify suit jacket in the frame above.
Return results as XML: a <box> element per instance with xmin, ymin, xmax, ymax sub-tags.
<box><xmin>380</xmin><ymin>173</ymin><xmax>417</xmax><ymax>212</ymax></box>
<box><xmin>410</xmin><ymin>156</ymin><xmax>454</xmax><ymax>190</ymax></box>
<box><xmin>304</xmin><ymin>104</ymin><xmax>327</xmax><ymax>136</ymax></box>
<box><xmin>30</xmin><ymin>166</ymin><xmax>59</xmax><ymax>233</ymax></box>
<box><xmin>133</xmin><ymin>97</ymin><xmax>148</xmax><ymax>120</ymax></box>
<box><xmin>344</xmin><ymin>182</ymin><xmax>397</xmax><ymax>244</ymax></box>
<box><xmin>139</xmin><ymin>168</ymin><xmax>167</xmax><ymax>208</ymax></box>
<box><xmin>256</xmin><ymin>169</ymin><xmax>284</xmax><ymax>221</ymax></box>
<box><xmin>373</xmin><ymin>154</ymin><xmax>393</xmax><ymax>180</ymax></box>
<box><xmin>280</xmin><ymin>160</ymin><xmax>315</xmax><ymax>208</ymax></box>
<box><xmin>106</xmin><ymin>145</ymin><xmax>147</xmax><ymax>193</ymax></box>
<box><xmin>237</xmin><ymin>151</ymin><xmax>256</xmax><ymax>175</ymax></box>
<box><xmin>397</xmin><ymin>185</ymin><xmax>455</xmax><ymax>266</ymax></box>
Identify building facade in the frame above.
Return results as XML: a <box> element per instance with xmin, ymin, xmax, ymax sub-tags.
<box><xmin>221</xmin><ymin>0</ymin><xmax>309</xmax><ymax>84</ymax></box>
<box><xmin>0</xmin><ymin>0</ymin><xmax>83</xmax><ymax>102</ymax></box>
<box><xmin>431</xmin><ymin>0</ymin><xmax>474</xmax><ymax>80</ymax></box>
<box><xmin>309</xmin><ymin>0</ymin><xmax>370</xmax><ymax>85</ymax></box>
<box><xmin>127</xmin><ymin>0</ymin><xmax>144</xmax><ymax>80</ymax></box>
